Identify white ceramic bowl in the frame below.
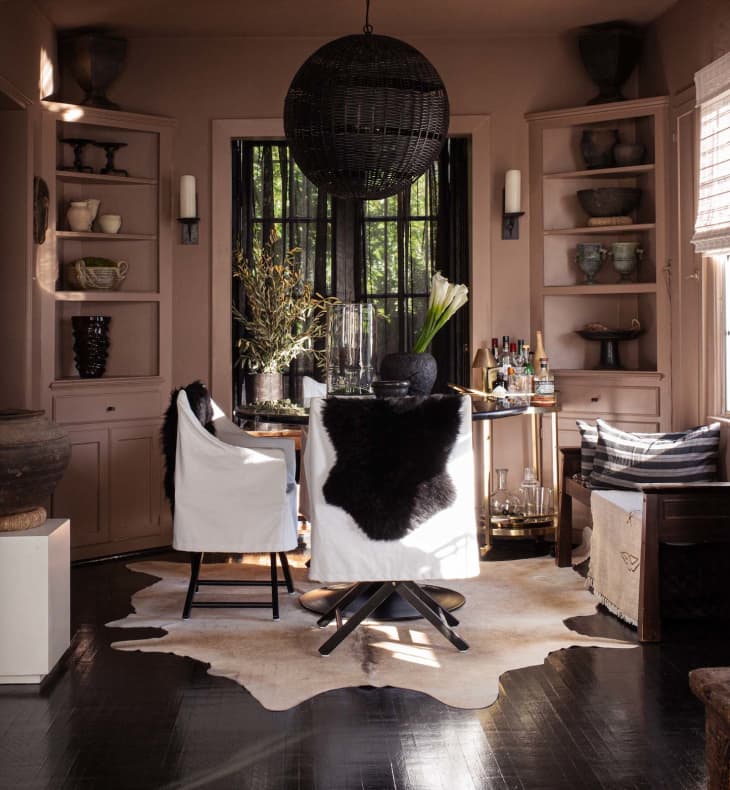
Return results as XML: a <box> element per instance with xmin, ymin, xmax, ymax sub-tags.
<box><xmin>99</xmin><ymin>213</ymin><xmax>122</xmax><ymax>234</ymax></box>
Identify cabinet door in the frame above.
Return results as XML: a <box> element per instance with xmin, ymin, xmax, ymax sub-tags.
<box><xmin>109</xmin><ymin>422</ymin><xmax>162</xmax><ymax>541</ymax></box>
<box><xmin>51</xmin><ymin>426</ymin><xmax>110</xmax><ymax>548</ymax></box>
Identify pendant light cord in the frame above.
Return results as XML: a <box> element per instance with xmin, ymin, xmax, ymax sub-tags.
<box><xmin>363</xmin><ymin>0</ymin><xmax>373</xmax><ymax>34</ymax></box>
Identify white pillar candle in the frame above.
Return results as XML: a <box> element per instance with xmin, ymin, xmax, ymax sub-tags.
<box><xmin>179</xmin><ymin>174</ymin><xmax>197</xmax><ymax>218</ymax></box>
<box><xmin>504</xmin><ymin>169</ymin><xmax>521</xmax><ymax>214</ymax></box>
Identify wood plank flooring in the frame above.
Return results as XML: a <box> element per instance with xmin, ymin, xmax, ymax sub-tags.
<box><xmin>0</xmin><ymin>542</ymin><xmax>727</xmax><ymax>789</ymax></box>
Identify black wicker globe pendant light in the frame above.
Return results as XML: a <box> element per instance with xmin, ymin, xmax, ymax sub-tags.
<box><xmin>283</xmin><ymin>0</ymin><xmax>450</xmax><ymax>200</ymax></box>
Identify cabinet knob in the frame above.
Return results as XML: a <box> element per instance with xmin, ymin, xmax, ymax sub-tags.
<box><xmin>590</xmin><ymin>396</ymin><xmax>600</xmax><ymax>402</ymax></box>
<box><xmin>106</xmin><ymin>405</ymin><xmax>116</xmax><ymax>412</ymax></box>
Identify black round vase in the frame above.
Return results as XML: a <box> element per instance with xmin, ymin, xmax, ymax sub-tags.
<box><xmin>577</xmin><ymin>21</ymin><xmax>644</xmax><ymax>105</ymax></box>
<box><xmin>379</xmin><ymin>352</ymin><xmax>437</xmax><ymax>396</ymax></box>
<box><xmin>72</xmin><ymin>315</ymin><xmax>111</xmax><ymax>378</ymax></box>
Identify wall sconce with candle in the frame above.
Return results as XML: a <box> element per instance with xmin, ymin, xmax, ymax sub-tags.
<box><xmin>177</xmin><ymin>174</ymin><xmax>199</xmax><ymax>244</ymax></box>
<box><xmin>502</xmin><ymin>169</ymin><xmax>525</xmax><ymax>240</ymax></box>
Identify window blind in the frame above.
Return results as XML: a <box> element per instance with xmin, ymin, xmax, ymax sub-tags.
<box><xmin>692</xmin><ymin>51</ymin><xmax>730</xmax><ymax>253</ymax></box>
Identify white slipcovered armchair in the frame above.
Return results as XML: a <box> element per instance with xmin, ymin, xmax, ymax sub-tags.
<box><xmin>172</xmin><ymin>388</ymin><xmax>298</xmax><ymax>619</ymax></box>
<box><xmin>303</xmin><ymin>394</ymin><xmax>479</xmax><ymax>654</ymax></box>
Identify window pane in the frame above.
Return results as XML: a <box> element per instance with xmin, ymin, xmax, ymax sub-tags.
<box><xmin>725</xmin><ymin>254</ymin><xmax>730</xmax><ymax>412</ymax></box>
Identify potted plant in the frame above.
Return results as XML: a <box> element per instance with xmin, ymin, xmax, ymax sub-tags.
<box><xmin>233</xmin><ymin>231</ymin><xmax>334</xmax><ymax>403</ymax></box>
<box><xmin>380</xmin><ymin>272</ymin><xmax>469</xmax><ymax>395</ymax></box>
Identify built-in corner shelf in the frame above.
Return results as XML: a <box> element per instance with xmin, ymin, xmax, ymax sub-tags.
<box><xmin>528</xmin><ymin>96</ymin><xmax>671</xmax><ymax>432</ymax></box>
<box><xmin>544</xmin><ymin>223</ymin><xmax>655</xmax><ymax>236</ymax></box>
<box><xmin>55</xmin><ymin>170</ymin><xmax>157</xmax><ymax>186</ymax></box>
<box><xmin>41</xmin><ymin>101</ymin><xmax>175</xmax><ymax>561</ymax></box>
<box><xmin>54</xmin><ymin>291</ymin><xmax>161</xmax><ymax>302</ymax></box>
<box><xmin>56</xmin><ymin>231</ymin><xmax>157</xmax><ymax>241</ymax></box>
<box><xmin>544</xmin><ymin>164</ymin><xmax>655</xmax><ymax>180</ymax></box>
<box><xmin>543</xmin><ymin>283</ymin><xmax>657</xmax><ymax>296</ymax></box>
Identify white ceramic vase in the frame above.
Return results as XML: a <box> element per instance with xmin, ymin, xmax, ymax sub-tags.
<box><xmin>66</xmin><ymin>201</ymin><xmax>92</xmax><ymax>232</ymax></box>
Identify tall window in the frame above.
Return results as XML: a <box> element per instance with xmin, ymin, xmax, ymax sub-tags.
<box><xmin>693</xmin><ymin>52</ymin><xmax>730</xmax><ymax>417</ymax></box>
<box><xmin>232</xmin><ymin>139</ymin><xmax>470</xmax><ymax>406</ymax></box>
<box><xmin>724</xmin><ymin>255</ymin><xmax>730</xmax><ymax>413</ymax></box>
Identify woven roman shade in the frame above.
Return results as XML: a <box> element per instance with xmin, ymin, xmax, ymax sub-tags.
<box><xmin>283</xmin><ymin>32</ymin><xmax>449</xmax><ymax>200</ymax></box>
<box><xmin>692</xmin><ymin>51</ymin><xmax>730</xmax><ymax>253</ymax></box>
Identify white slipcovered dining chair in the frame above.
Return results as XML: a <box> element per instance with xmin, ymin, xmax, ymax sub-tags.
<box><xmin>172</xmin><ymin>388</ymin><xmax>298</xmax><ymax>619</ymax></box>
<box><xmin>303</xmin><ymin>394</ymin><xmax>479</xmax><ymax>654</ymax></box>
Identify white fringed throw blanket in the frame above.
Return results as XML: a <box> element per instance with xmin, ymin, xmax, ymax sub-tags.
<box><xmin>587</xmin><ymin>490</ymin><xmax>644</xmax><ymax>626</ymax></box>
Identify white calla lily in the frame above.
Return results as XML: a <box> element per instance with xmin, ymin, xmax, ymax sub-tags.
<box><xmin>412</xmin><ymin>272</ymin><xmax>469</xmax><ymax>354</ymax></box>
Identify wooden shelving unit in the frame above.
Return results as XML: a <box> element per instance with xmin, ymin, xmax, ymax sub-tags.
<box><xmin>527</xmin><ymin>96</ymin><xmax>671</xmax><ymax>444</ymax></box>
<box><xmin>39</xmin><ymin>101</ymin><xmax>175</xmax><ymax>560</ymax></box>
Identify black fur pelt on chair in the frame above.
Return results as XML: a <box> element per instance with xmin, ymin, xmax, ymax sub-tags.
<box><xmin>161</xmin><ymin>380</ymin><xmax>216</xmax><ymax>513</ymax></box>
<box><xmin>322</xmin><ymin>395</ymin><xmax>462</xmax><ymax>541</ymax></box>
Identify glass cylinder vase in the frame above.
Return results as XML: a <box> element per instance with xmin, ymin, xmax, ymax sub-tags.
<box><xmin>325</xmin><ymin>303</ymin><xmax>374</xmax><ymax>396</ymax></box>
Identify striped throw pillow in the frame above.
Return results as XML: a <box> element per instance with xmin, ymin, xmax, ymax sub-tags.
<box><xmin>590</xmin><ymin>419</ymin><xmax>721</xmax><ymax>489</ymax></box>
<box><xmin>576</xmin><ymin>419</ymin><xmax>598</xmax><ymax>480</ymax></box>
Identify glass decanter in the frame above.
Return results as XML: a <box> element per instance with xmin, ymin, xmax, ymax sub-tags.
<box><xmin>489</xmin><ymin>468</ymin><xmax>523</xmax><ymax>517</ymax></box>
<box><xmin>519</xmin><ymin>467</ymin><xmax>540</xmax><ymax>515</ymax></box>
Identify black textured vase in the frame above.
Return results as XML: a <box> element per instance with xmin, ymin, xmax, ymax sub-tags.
<box><xmin>72</xmin><ymin>315</ymin><xmax>111</xmax><ymax>378</ymax></box>
<box><xmin>379</xmin><ymin>352</ymin><xmax>437</xmax><ymax>396</ymax></box>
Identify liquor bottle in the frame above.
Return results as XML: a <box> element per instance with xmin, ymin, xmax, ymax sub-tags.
<box><xmin>491</xmin><ymin>337</ymin><xmax>500</xmax><ymax>362</ymax></box>
<box><xmin>499</xmin><ymin>336</ymin><xmax>512</xmax><ymax>385</ymax></box>
<box><xmin>533</xmin><ymin>357</ymin><xmax>556</xmax><ymax>405</ymax></box>
<box><xmin>535</xmin><ymin>330</ymin><xmax>547</xmax><ymax>366</ymax></box>
<box><xmin>513</xmin><ymin>341</ymin><xmax>526</xmax><ymax>372</ymax></box>
<box><xmin>523</xmin><ymin>345</ymin><xmax>532</xmax><ymax>370</ymax></box>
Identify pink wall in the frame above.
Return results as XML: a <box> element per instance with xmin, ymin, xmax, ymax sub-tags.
<box><xmin>0</xmin><ymin>2</ymin><xmax>55</xmax><ymax>102</ymax></box>
<box><xmin>645</xmin><ymin>0</ymin><xmax>730</xmax><ymax>97</ymax></box>
<box><xmin>55</xmin><ymin>33</ymin><xmax>599</xmax><ymax>391</ymax></box>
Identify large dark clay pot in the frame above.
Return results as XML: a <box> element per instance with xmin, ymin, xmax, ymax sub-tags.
<box><xmin>577</xmin><ymin>21</ymin><xmax>644</xmax><ymax>105</ymax></box>
<box><xmin>379</xmin><ymin>352</ymin><xmax>437</xmax><ymax>396</ymax></box>
<box><xmin>0</xmin><ymin>410</ymin><xmax>71</xmax><ymax>525</ymax></box>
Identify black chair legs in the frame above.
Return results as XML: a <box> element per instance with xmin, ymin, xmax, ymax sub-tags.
<box><xmin>317</xmin><ymin>580</ymin><xmax>469</xmax><ymax>655</ymax></box>
<box><xmin>182</xmin><ymin>552</ymin><xmax>203</xmax><ymax>619</ymax></box>
<box><xmin>182</xmin><ymin>551</ymin><xmax>295</xmax><ymax>619</ymax></box>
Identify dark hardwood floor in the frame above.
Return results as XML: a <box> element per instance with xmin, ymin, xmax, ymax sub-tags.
<box><xmin>0</xmin><ymin>541</ymin><xmax>727</xmax><ymax>790</ymax></box>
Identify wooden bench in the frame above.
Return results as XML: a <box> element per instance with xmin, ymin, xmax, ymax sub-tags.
<box><xmin>559</xmin><ymin>447</ymin><xmax>730</xmax><ymax>641</ymax></box>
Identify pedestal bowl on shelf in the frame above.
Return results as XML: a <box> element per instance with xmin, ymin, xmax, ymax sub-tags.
<box><xmin>576</xmin><ymin>327</ymin><xmax>644</xmax><ymax>370</ymax></box>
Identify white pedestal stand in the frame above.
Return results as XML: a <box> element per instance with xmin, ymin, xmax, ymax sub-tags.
<box><xmin>0</xmin><ymin>519</ymin><xmax>70</xmax><ymax>684</ymax></box>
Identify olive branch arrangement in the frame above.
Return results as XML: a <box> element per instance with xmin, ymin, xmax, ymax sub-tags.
<box><xmin>233</xmin><ymin>230</ymin><xmax>337</xmax><ymax>373</ymax></box>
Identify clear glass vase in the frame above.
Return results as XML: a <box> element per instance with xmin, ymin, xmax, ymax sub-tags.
<box><xmin>489</xmin><ymin>468</ymin><xmax>523</xmax><ymax>517</ymax></box>
<box><xmin>325</xmin><ymin>302</ymin><xmax>374</xmax><ymax>395</ymax></box>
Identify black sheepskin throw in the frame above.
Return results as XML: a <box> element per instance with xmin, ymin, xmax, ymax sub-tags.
<box><xmin>160</xmin><ymin>380</ymin><xmax>216</xmax><ymax>512</ymax></box>
<box><xmin>321</xmin><ymin>395</ymin><xmax>462</xmax><ymax>541</ymax></box>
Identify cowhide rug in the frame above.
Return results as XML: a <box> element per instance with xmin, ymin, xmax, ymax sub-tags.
<box><xmin>107</xmin><ymin>556</ymin><xmax>635</xmax><ymax>711</ymax></box>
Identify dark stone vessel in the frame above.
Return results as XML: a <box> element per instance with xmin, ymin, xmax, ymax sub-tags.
<box><xmin>0</xmin><ymin>410</ymin><xmax>71</xmax><ymax>529</ymax></box>
<box><xmin>380</xmin><ymin>352</ymin><xmax>438</xmax><ymax>396</ymax></box>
